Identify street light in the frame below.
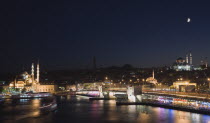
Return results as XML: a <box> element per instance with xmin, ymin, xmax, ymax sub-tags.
<box><xmin>208</xmin><ymin>78</ymin><xmax>210</xmax><ymax>90</ymax></box>
<box><xmin>142</xmin><ymin>79</ymin><xmax>145</xmax><ymax>85</ymax></box>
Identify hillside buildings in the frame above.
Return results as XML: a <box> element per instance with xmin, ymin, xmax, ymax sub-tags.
<box><xmin>172</xmin><ymin>52</ymin><xmax>208</xmax><ymax>71</ymax></box>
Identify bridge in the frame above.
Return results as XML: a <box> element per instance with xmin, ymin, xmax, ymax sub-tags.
<box><xmin>73</xmin><ymin>82</ymin><xmax>210</xmax><ymax>113</ymax></box>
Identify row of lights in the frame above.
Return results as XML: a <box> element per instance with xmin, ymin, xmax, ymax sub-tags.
<box><xmin>105</xmin><ymin>77</ymin><xmax>144</xmax><ymax>83</ymax></box>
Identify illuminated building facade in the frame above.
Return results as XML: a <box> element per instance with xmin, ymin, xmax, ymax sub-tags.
<box><xmin>173</xmin><ymin>52</ymin><xmax>193</xmax><ymax>71</ymax></box>
<box><xmin>9</xmin><ymin>62</ymin><xmax>57</xmax><ymax>93</ymax></box>
<box><xmin>173</xmin><ymin>80</ymin><xmax>196</xmax><ymax>92</ymax></box>
<box><xmin>146</xmin><ymin>70</ymin><xmax>158</xmax><ymax>84</ymax></box>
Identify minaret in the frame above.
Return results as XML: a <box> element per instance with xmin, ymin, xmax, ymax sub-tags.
<box><xmin>37</xmin><ymin>61</ymin><xmax>40</xmax><ymax>83</ymax></box>
<box><xmin>190</xmin><ymin>52</ymin><xmax>192</xmax><ymax>65</ymax></box>
<box><xmin>31</xmin><ymin>63</ymin><xmax>34</xmax><ymax>84</ymax></box>
<box><xmin>201</xmin><ymin>57</ymin><xmax>204</xmax><ymax>65</ymax></box>
<box><xmin>186</xmin><ymin>54</ymin><xmax>189</xmax><ymax>64</ymax></box>
<box><xmin>14</xmin><ymin>76</ymin><xmax>17</xmax><ymax>88</ymax></box>
<box><xmin>152</xmin><ymin>69</ymin><xmax>155</xmax><ymax>79</ymax></box>
<box><xmin>205</xmin><ymin>57</ymin><xmax>208</xmax><ymax>68</ymax></box>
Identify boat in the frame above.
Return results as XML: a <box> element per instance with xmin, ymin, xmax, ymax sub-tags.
<box><xmin>39</xmin><ymin>97</ymin><xmax>57</xmax><ymax>111</ymax></box>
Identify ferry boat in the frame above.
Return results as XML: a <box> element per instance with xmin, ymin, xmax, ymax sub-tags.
<box><xmin>39</xmin><ymin>97</ymin><xmax>57</xmax><ymax>111</ymax></box>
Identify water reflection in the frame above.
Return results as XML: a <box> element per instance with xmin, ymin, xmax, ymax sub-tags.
<box><xmin>55</xmin><ymin>96</ymin><xmax>210</xmax><ymax>123</ymax></box>
<box><xmin>1</xmin><ymin>96</ymin><xmax>210</xmax><ymax>123</ymax></box>
<box><xmin>0</xmin><ymin>98</ymin><xmax>56</xmax><ymax>122</ymax></box>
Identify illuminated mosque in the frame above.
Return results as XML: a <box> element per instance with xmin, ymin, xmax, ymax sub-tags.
<box><xmin>173</xmin><ymin>52</ymin><xmax>193</xmax><ymax>71</ymax></box>
<box><xmin>9</xmin><ymin>62</ymin><xmax>56</xmax><ymax>93</ymax></box>
<box><xmin>146</xmin><ymin>70</ymin><xmax>158</xmax><ymax>84</ymax></box>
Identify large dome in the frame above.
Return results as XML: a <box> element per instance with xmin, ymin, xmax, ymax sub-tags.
<box><xmin>176</xmin><ymin>57</ymin><xmax>186</xmax><ymax>64</ymax></box>
<box><xmin>176</xmin><ymin>57</ymin><xmax>184</xmax><ymax>60</ymax></box>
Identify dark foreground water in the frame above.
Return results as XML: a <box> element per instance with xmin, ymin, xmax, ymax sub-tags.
<box><xmin>1</xmin><ymin>96</ymin><xmax>210</xmax><ymax>123</ymax></box>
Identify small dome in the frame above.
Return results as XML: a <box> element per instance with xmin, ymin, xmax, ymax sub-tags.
<box><xmin>176</xmin><ymin>57</ymin><xmax>183</xmax><ymax>60</ymax></box>
<box><xmin>146</xmin><ymin>77</ymin><xmax>157</xmax><ymax>84</ymax></box>
<box><xmin>17</xmin><ymin>81</ymin><xmax>25</xmax><ymax>84</ymax></box>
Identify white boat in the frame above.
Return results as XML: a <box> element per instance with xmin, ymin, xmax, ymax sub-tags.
<box><xmin>40</xmin><ymin>97</ymin><xmax>57</xmax><ymax>111</ymax></box>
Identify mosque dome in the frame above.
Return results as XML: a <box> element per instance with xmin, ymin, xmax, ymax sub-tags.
<box><xmin>176</xmin><ymin>57</ymin><xmax>185</xmax><ymax>64</ymax></box>
<box><xmin>9</xmin><ymin>81</ymin><xmax>25</xmax><ymax>88</ymax></box>
<box><xmin>176</xmin><ymin>57</ymin><xmax>184</xmax><ymax>60</ymax></box>
<box><xmin>146</xmin><ymin>77</ymin><xmax>157</xmax><ymax>84</ymax></box>
<box><xmin>17</xmin><ymin>81</ymin><xmax>25</xmax><ymax>84</ymax></box>
<box><xmin>146</xmin><ymin>70</ymin><xmax>158</xmax><ymax>84</ymax></box>
<box><xmin>21</xmin><ymin>71</ymin><xmax>30</xmax><ymax>80</ymax></box>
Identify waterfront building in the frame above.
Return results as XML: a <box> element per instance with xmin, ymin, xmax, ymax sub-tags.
<box><xmin>9</xmin><ymin>62</ymin><xmax>57</xmax><ymax>93</ymax></box>
<box><xmin>35</xmin><ymin>84</ymin><xmax>57</xmax><ymax>93</ymax></box>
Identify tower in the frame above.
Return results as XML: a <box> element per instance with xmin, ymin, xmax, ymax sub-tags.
<box><xmin>201</xmin><ymin>57</ymin><xmax>204</xmax><ymax>65</ymax></box>
<box><xmin>37</xmin><ymin>61</ymin><xmax>40</xmax><ymax>83</ymax></box>
<box><xmin>186</xmin><ymin>54</ymin><xmax>189</xmax><ymax>64</ymax></box>
<box><xmin>190</xmin><ymin>52</ymin><xmax>192</xmax><ymax>65</ymax></box>
<box><xmin>205</xmin><ymin>57</ymin><xmax>208</xmax><ymax>68</ymax></box>
<box><xmin>31</xmin><ymin>63</ymin><xmax>34</xmax><ymax>84</ymax></box>
<box><xmin>152</xmin><ymin>69</ymin><xmax>155</xmax><ymax>79</ymax></box>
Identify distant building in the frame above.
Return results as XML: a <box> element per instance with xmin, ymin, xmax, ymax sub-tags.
<box><xmin>200</xmin><ymin>57</ymin><xmax>208</xmax><ymax>70</ymax></box>
<box><xmin>173</xmin><ymin>52</ymin><xmax>193</xmax><ymax>71</ymax></box>
<box><xmin>35</xmin><ymin>84</ymin><xmax>57</xmax><ymax>93</ymax></box>
<box><xmin>173</xmin><ymin>80</ymin><xmax>196</xmax><ymax>92</ymax></box>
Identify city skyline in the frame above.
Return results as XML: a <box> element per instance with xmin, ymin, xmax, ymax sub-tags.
<box><xmin>0</xmin><ymin>51</ymin><xmax>209</xmax><ymax>73</ymax></box>
<box><xmin>1</xmin><ymin>1</ymin><xmax>210</xmax><ymax>122</ymax></box>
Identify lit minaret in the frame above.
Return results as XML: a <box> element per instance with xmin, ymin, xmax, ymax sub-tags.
<box><xmin>152</xmin><ymin>69</ymin><xmax>155</xmax><ymax>79</ymax></box>
<box><xmin>205</xmin><ymin>57</ymin><xmax>208</xmax><ymax>68</ymax></box>
<box><xmin>37</xmin><ymin>61</ymin><xmax>40</xmax><ymax>83</ymax></box>
<box><xmin>31</xmin><ymin>63</ymin><xmax>34</xmax><ymax>84</ymax></box>
<box><xmin>190</xmin><ymin>52</ymin><xmax>192</xmax><ymax>65</ymax></box>
<box><xmin>186</xmin><ymin>54</ymin><xmax>188</xmax><ymax>64</ymax></box>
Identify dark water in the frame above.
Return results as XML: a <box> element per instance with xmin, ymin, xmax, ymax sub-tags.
<box><xmin>1</xmin><ymin>96</ymin><xmax>210</xmax><ymax>123</ymax></box>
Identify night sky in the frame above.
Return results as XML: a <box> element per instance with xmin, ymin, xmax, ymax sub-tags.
<box><xmin>1</xmin><ymin>0</ymin><xmax>210</xmax><ymax>73</ymax></box>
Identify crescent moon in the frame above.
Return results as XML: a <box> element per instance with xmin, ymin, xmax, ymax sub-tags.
<box><xmin>187</xmin><ymin>18</ymin><xmax>191</xmax><ymax>23</ymax></box>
